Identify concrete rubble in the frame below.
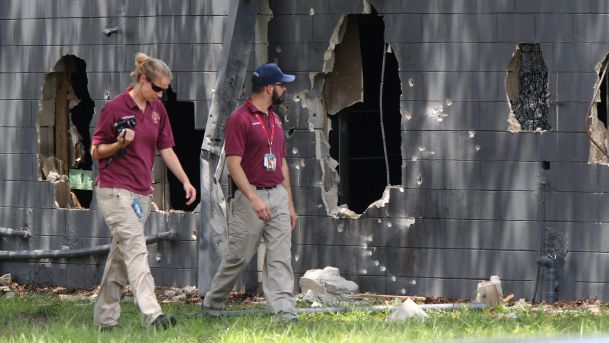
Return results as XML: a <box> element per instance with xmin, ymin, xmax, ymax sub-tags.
<box><xmin>386</xmin><ymin>298</ymin><xmax>428</xmax><ymax>321</ymax></box>
<box><xmin>0</xmin><ymin>273</ymin><xmax>12</xmax><ymax>286</ymax></box>
<box><xmin>299</xmin><ymin>266</ymin><xmax>359</xmax><ymax>305</ymax></box>
<box><xmin>474</xmin><ymin>275</ymin><xmax>503</xmax><ymax>307</ymax></box>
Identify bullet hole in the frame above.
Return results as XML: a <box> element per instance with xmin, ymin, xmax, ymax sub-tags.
<box><xmin>468</xmin><ymin>130</ymin><xmax>475</xmax><ymax>138</ymax></box>
<box><xmin>541</xmin><ymin>161</ymin><xmax>551</xmax><ymax>170</ymax></box>
<box><xmin>475</xmin><ymin>144</ymin><xmax>481</xmax><ymax>151</ymax></box>
<box><xmin>408</xmin><ymin>78</ymin><xmax>415</xmax><ymax>87</ymax></box>
<box><xmin>446</xmin><ymin>99</ymin><xmax>453</xmax><ymax>107</ymax></box>
<box><xmin>287</xmin><ymin>128</ymin><xmax>295</xmax><ymax>136</ymax></box>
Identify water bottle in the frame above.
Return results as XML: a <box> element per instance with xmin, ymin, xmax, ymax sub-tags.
<box><xmin>131</xmin><ymin>198</ymin><xmax>143</xmax><ymax>220</ymax></box>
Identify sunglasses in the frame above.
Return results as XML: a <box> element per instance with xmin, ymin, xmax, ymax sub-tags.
<box><xmin>148</xmin><ymin>79</ymin><xmax>168</xmax><ymax>93</ymax></box>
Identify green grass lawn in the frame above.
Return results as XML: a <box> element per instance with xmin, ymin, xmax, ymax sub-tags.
<box><xmin>1</xmin><ymin>294</ymin><xmax>608</xmax><ymax>342</ymax></box>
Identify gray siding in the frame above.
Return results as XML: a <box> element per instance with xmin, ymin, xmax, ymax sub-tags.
<box><xmin>2</xmin><ymin>0</ymin><xmax>609</xmax><ymax>301</ymax></box>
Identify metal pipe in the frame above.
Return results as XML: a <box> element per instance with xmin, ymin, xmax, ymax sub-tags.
<box><xmin>379</xmin><ymin>42</ymin><xmax>391</xmax><ymax>187</ymax></box>
<box><xmin>532</xmin><ymin>181</ymin><xmax>546</xmax><ymax>303</ymax></box>
<box><xmin>0</xmin><ymin>231</ymin><xmax>176</xmax><ymax>260</ymax></box>
<box><xmin>202</xmin><ymin>303</ymin><xmax>487</xmax><ymax>317</ymax></box>
<box><xmin>0</xmin><ymin>227</ymin><xmax>31</xmax><ymax>239</ymax></box>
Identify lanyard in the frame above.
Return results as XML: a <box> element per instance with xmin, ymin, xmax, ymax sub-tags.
<box><xmin>254</xmin><ymin>113</ymin><xmax>275</xmax><ymax>152</ymax></box>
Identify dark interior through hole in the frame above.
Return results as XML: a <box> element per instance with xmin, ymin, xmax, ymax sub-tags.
<box><xmin>164</xmin><ymin>87</ymin><xmax>204</xmax><ymax>211</ymax></box>
<box><xmin>68</xmin><ymin>55</ymin><xmax>94</xmax><ymax>208</ymax></box>
<box><xmin>329</xmin><ymin>12</ymin><xmax>402</xmax><ymax>214</ymax></box>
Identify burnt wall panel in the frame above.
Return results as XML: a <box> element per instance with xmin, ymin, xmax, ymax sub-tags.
<box><xmin>497</xmin><ymin>14</ymin><xmax>536</xmax><ymax>42</ymax></box>
<box><xmin>87</xmin><ymin>72</ymin><xmax>131</xmax><ymax>101</ymax></box>
<box><xmin>269</xmin><ymin>43</ymin><xmax>327</xmax><ymax>71</ymax></box>
<box><xmin>294</xmin><ymin>0</ymin><xmax>330</xmax><ymax>15</ymax></box>
<box><xmin>429</xmin><ymin>71</ymin><xmax>502</xmax><ymax>101</ymax></box>
<box><xmin>268</xmin><ymin>15</ymin><xmax>313</xmax><ymax>43</ymax></box>
<box><xmin>125</xmin><ymin>44</ymin><xmax>159</xmax><ymax>70</ymax></box>
<box><xmin>0</xmin><ymin>128</ymin><xmax>37</xmax><ymax>154</ymax></box>
<box><xmin>400</xmin><ymin>100</ymin><xmax>479</xmax><ymax>129</ymax></box>
<box><xmin>191</xmin><ymin>1</ymin><xmax>229</xmax><ymax>15</ymax></box>
<box><xmin>437</xmin><ymin>0</ymin><xmax>477</xmax><ymax>13</ymax></box>
<box><xmin>568</xmin><ymin>252</ymin><xmax>609</xmax><ymax>282</ymax></box>
<box><xmin>175</xmin><ymin>72</ymin><xmax>216</xmax><ymax>101</ymax></box>
<box><xmin>125</xmin><ymin>0</ymin><xmax>158</xmax><ymax>16</ymax></box>
<box><xmin>0</xmin><ymin>100</ymin><xmax>34</xmax><ymax>127</ymax></box>
<box><xmin>0</xmin><ymin>20</ymin><xmax>15</xmax><ymax>45</ymax></box>
<box><xmin>0</xmin><ymin>154</ymin><xmax>38</xmax><ymax>181</ymax></box>
<box><xmin>515</xmin><ymin>0</ymin><xmax>557</xmax><ymax>13</ymax></box>
<box><xmin>554</xmin><ymin>43</ymin><xmax>609</xmax><ymax>72</ymax></box>
<box><xmin>0</xmin><ymin>0</ymin><xmax>58</xmax><ymax>19</ymax></box>
<box><xmin>559</xmin><ymin>1</ymin><xmax>609</xmax><ymax>14</ymax></box>
<box><xmin>535</xmin><ymin>14</ymin><xmax>573</xmax><ymax>42</ymax></box>
<box><xmin>459</xmin><ymin>14</ymin><xmax>497</xmax><ymax>42</ymax></box>
<box><xmin>383</xmin><ymin>15</ymin><xmax>422</xmax><ymax>42</ymax></box>
<box><xmin>65</xmin><ymin>210</ymin><xmax>107</xmax><ymax>239</ymax></box>
<box><xmin>311</xmin><ymin>14</ymin><xmax>342</xmax><ymax>43</ymax></box>
<box><xmin>421</xmin><ymin>14</ymin><xmax>461</xmax><ymax>42</ymax></box>
<box><xmin>90</xmin><ymin>45</ymin><xmax>127</xmax><ymax>72</ymax></box>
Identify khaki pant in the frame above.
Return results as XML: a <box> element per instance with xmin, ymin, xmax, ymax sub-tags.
<box><xmin>204</xmin><ymin>185</ymin><xmax>296</xmax><ymax>318</ymax></box>
<box><xmin>93</xmin><ymin>187</ymin><xmax>162</xmax><ymax>327</ymax></box>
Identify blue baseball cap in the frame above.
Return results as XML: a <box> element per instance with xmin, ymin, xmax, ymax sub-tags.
<box><xmin>252</xmin><ymin>63</ymin><xmax>295</xmax><ymax>87</ymax></box>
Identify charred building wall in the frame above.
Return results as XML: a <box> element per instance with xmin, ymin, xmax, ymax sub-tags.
<box><xmin>0</xmin><ymin>1</ymin><xmax>226</xmax><ymax>288</ymax></box>
<box><xmin>267</xmin><ymin>0</ymin><xmax>609</xmax><ymax>300</ymax></box>
<box><xmin>1</xmin><ymin>0</ymin><xmax>609</xmax><ymax>300</ymax></box>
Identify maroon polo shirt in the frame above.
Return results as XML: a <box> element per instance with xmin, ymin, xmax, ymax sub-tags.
<box><xmin>224</xmin><ymin>99</ymin><xmax>286</xmax><ymax>187</ymax></box>
<box><xmin>92</xmin><ymin>89</ymin><xmax>174</xmax><ymax>195</ymax></box>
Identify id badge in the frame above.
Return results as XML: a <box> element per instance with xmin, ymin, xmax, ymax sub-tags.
<box><xmin>264</xmin><ymin>153</ymin><xmax>276</xmax><ymax>171</ymax></box>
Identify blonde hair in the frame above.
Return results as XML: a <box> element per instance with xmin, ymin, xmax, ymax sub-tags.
<box><xmin>130</xmin><ymin>52</ymin><xmax>172</xmax><ymax>83</ymax></box>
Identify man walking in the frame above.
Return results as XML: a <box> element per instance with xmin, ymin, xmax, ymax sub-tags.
<box><xmin>203</xmin><ymin>63</ymin><xmax>298</xmax><ymax>321</ymax></box>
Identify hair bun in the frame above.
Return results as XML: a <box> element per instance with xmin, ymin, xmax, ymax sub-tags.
<box><xmin>134</xmin><ymin>52</ymin><xmax>150</xmax><ymax>66</ymax></box>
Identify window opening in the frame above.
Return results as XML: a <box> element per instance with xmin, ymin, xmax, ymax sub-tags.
<box><xmin>37</xmin><ymin>55</ymin><xmax>94</xmax><ymax>208</ymax></box>
<box><xmin>328</xmin><ymin>13</ymin><xmax>401</xmax><ymax>214</ymax></box>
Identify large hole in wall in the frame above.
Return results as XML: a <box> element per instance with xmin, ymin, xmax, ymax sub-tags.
<box><xmin>327</xmin><ymin>13</ymin><xmax>402</xmax><ymax>214</ymax></box>
<box><xmin>587</xmin><ymin>53</ymin><xmax>609</xmax><ymax>164</ymax></box>
<box><xmin>505</xmin><ymin>43</ymin><xmax>551</xmax><ymax>132</ymax></box>
<box><xmin>37</xmin><ymin>55</ymin><xmax>94</xmax><ymax>208</ymax></box>
<box><xmin>162</xmin><ymin>88</ymin><xmax>204</xmax><ymax>211</ymax></box>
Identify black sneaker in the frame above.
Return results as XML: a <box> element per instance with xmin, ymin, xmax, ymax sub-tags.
<box><xmin>98</xmin><ymin>325</ymin><xmax>117</xmax><ymax>332</ymax></box>
<box><xmin>151</xmin><ymin>314</ymin><xmax>176</xmax><ymax>329</ymax></box>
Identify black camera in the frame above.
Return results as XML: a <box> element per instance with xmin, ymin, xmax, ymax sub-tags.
<box><xmin>113</xmin><ymin>115</ymin><xmax>137</xmax><ymax>157</ymax></box>
<box><xmin>114</xmin><ymin>115</ymin><xmax>137</xmax><ymax>138</ymax></box>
